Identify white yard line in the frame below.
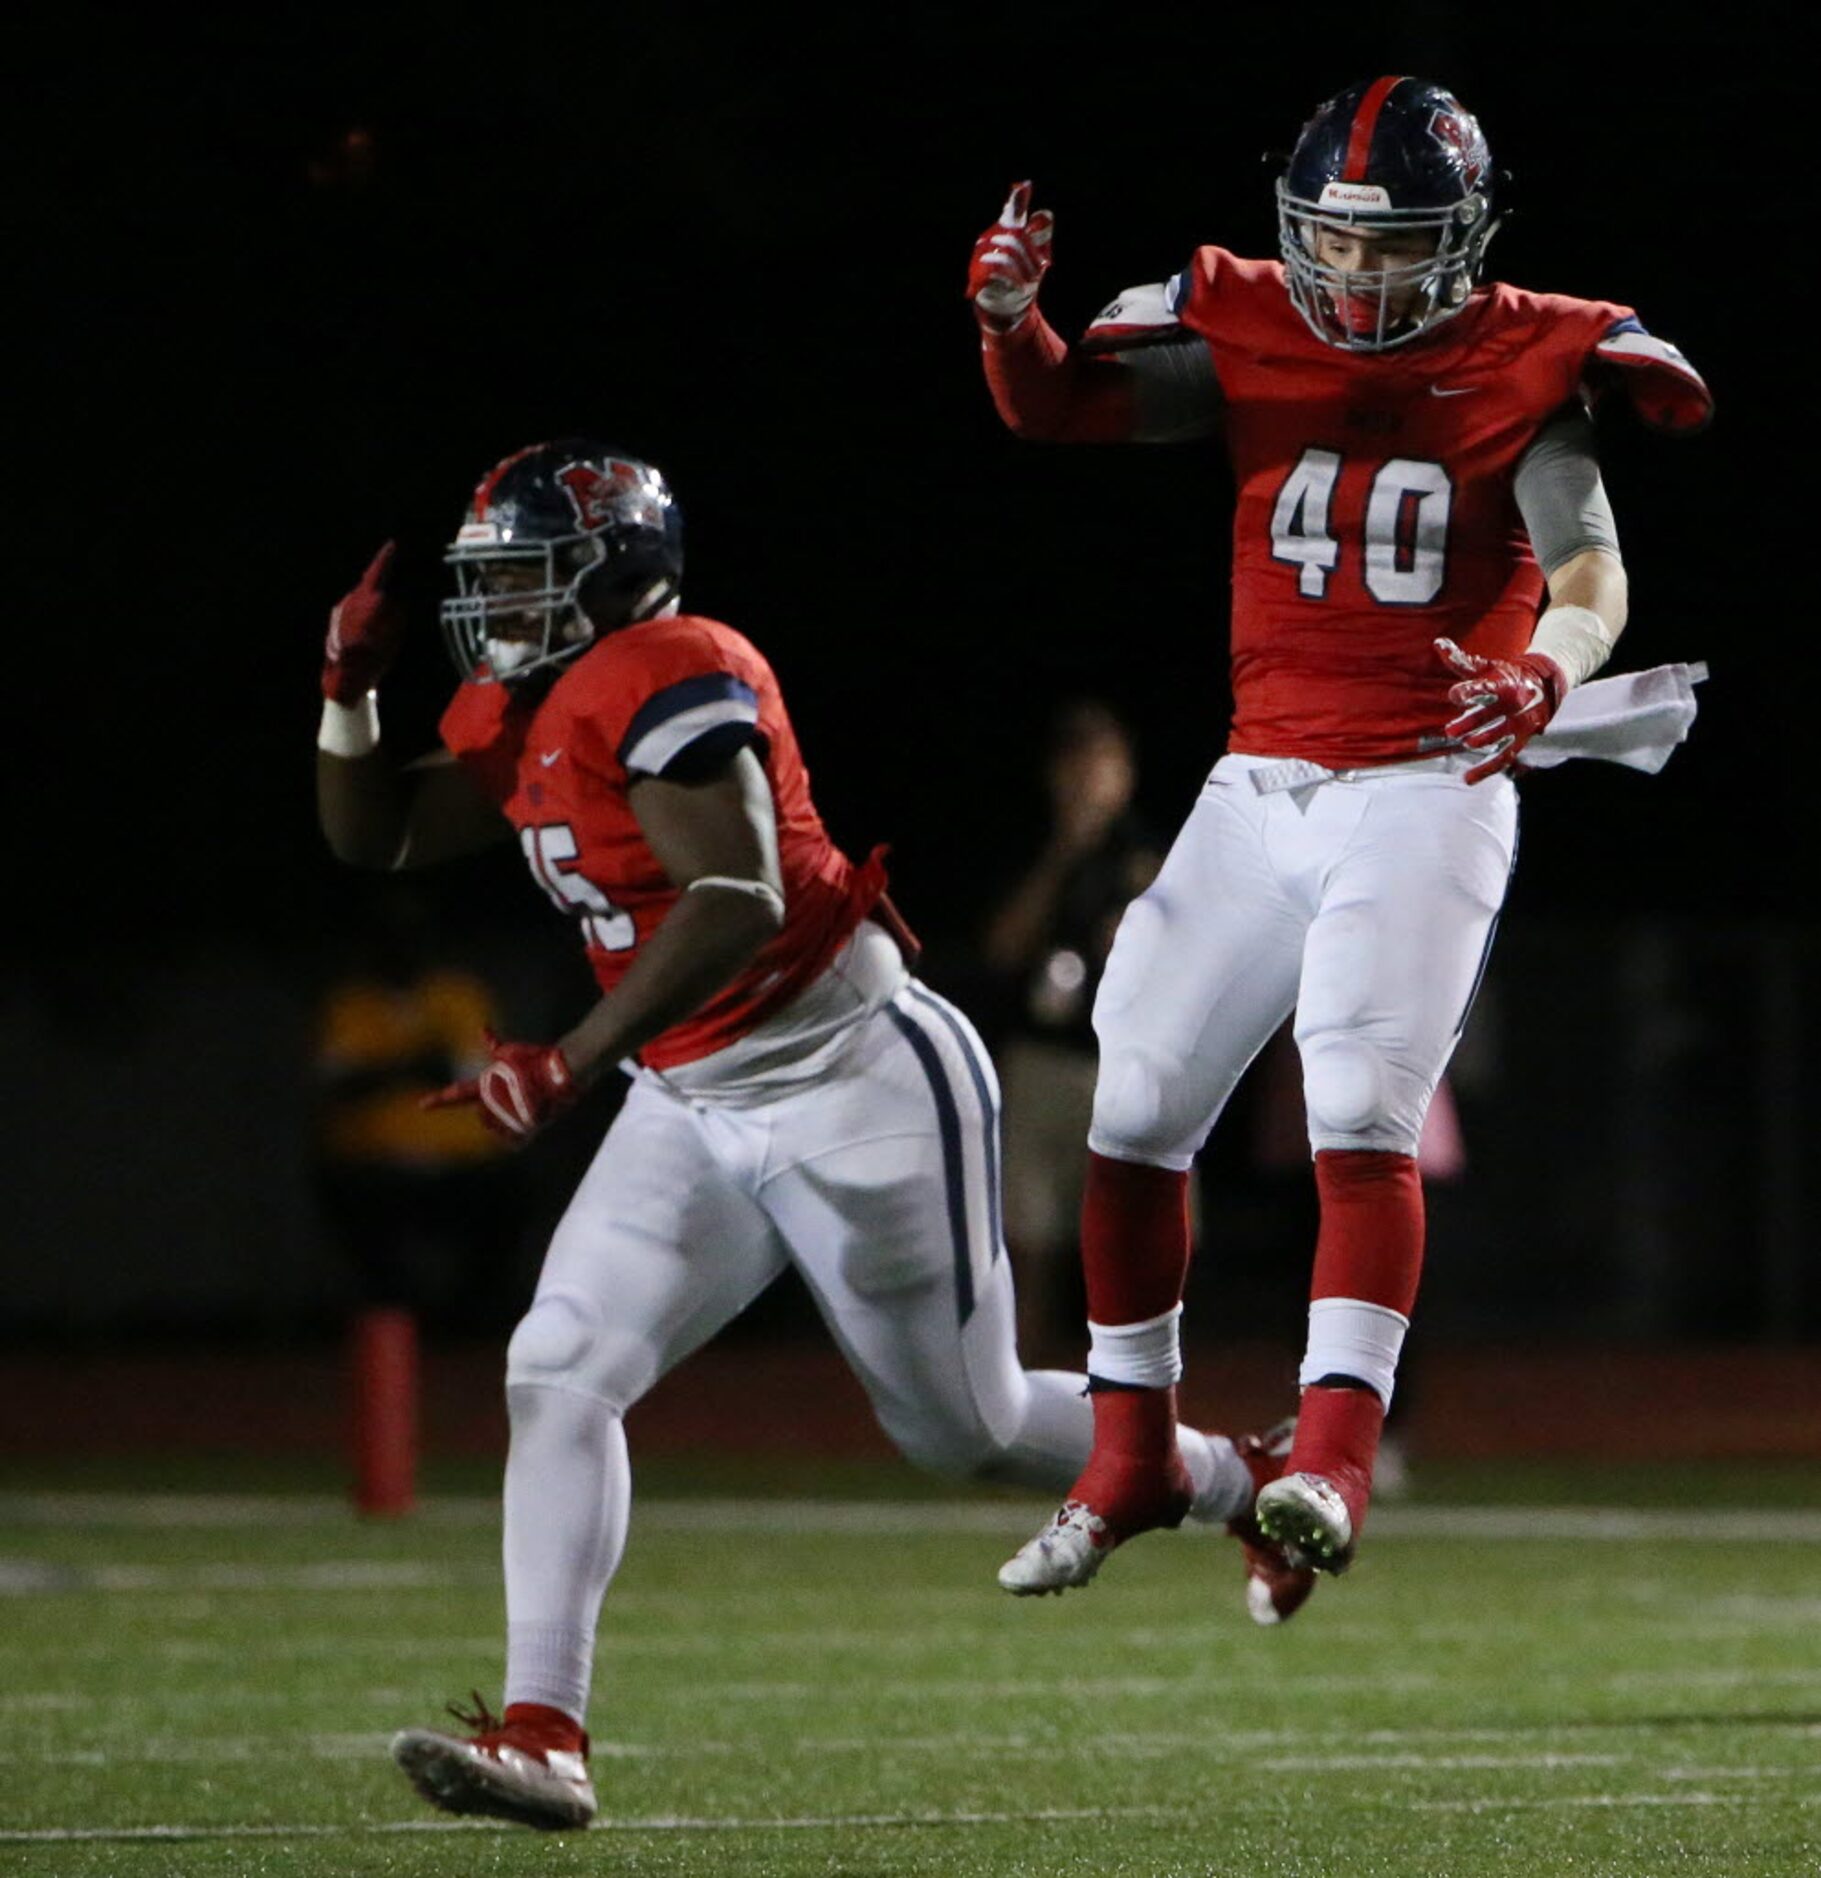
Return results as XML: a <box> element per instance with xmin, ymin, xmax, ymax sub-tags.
<box><xmin>5</xmin><ymin>1493</ymin><xmax>1821</xmax><ymax>1541</ymax></box>
<box><xmin>11</xmin><ymin>1732</ymin><xmax>1810</xmax><ymax>1784</ymax></box>
<box><xmin>0</xmin><ymin>1803</ymin><xmax>1183</xmax><ymax>1844</ymax></box>
<box><xmin>8</xmin><ymin>1789</ymin><xmax>1818</xmax><ymax>1843</ymax></box>
<box><xmin>0</xmin><ymin>1560</ymin><xmax>493</xmax><ymax>1594</ymax></box>
<box><xmin>1413</xmin><ymin>1792</ymin><xmax>1747</xmax><ymax>1812</ymax></box>
<box><xmin>1</xmin><ymin>1733</ymin><xmax>1634</xmax><ymax>1769</ymax></box>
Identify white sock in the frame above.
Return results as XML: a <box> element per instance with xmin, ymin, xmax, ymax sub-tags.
<box><xmin>501</xmin><ymin>1384</ymin><xmax>630</xmax><ymax>1726</ymax></box>
<box><xmin>1179</xmin><ymin>1428</ymin><xmax>1254</xmax><ymax>1524</ymax></box>
<box><xmin>1086</xmin><ymin>1305</ymin><xmax>1183</xmax><ymax>1388</ymax></box>
<box><xmin>981</xmin><ymin>1367</ymin><xmax>1096</xmax><ymax>1493</ymax></box>
<box><xmin>1298</xmin><ymin>1298</ymin><xmax>1409</xmax><ymax>1411</ymax></box>
<box><xmin>505</xmin><ymin>1622</ymin><xmax>597</xmax><ymax>1727</ymax></box>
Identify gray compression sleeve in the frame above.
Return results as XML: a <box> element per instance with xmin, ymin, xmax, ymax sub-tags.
<box><xmin>1119</xmin><ymin>339</ymin><xmax>1225</xmax><ymax>442</ymax></box>
<box><xmin>1514</xmin><ymin>407</ymin><xmax>1621</xmax><ymax>575</ymax></box>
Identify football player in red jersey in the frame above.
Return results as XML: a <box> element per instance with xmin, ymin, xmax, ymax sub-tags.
<box><xmin>968</xmin><ymin>77</ymin><xmax>1711</xmax><ymax>1597</ymax></box>
<box><xmin>317</xmin><ymin>441</ymin><xmax>1306</xmax><ymax>1830</ymax></box>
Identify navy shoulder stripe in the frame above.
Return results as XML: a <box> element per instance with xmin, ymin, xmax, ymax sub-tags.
<box><xmin>616</xmin><ymin>672</ymin><xmax>759</xmax><ymax>770</ymax></box>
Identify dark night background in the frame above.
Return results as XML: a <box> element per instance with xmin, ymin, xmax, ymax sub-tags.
<box><xmin>7</xmin><ymin>7</ymin><xmax>1812</xmax><ymax>1350</ymax></box>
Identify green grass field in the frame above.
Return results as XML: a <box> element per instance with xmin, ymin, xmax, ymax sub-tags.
<box><xmin>3</xmin><ymin>1460</ymin><xmax>1819</xmax><ymax>1876</ymax></box>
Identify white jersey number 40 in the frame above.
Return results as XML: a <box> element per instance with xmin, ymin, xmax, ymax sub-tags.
<box><xmin>1270</xmin><ymin>449</ymin><xmax>1453</xmax><ymax>605</ymax></box>
<box><xmin>521</xmin><ymin>824</ymin><xmax>637</xmax><ymax>953</ymax></box>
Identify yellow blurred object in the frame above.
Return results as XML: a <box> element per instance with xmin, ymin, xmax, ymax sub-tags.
<box><xmin>316</xmin><ymin>971</ymin><xmax>507</xmax><ymax>1166</ymax></box>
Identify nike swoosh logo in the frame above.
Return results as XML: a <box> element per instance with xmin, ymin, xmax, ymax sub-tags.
<box><xmin>1430</xmin><ymin>385</ymin><xmax>1480</xmax><ymax>398</ymax></box>
<box><xmin>539</xmin><ymin>750</ymin><xmax>562</xmax><ymax>767</ymax></box>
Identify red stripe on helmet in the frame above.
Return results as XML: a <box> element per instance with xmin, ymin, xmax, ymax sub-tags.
<box><xmin>471</xmin><ymin>442</ymin><xmax>548</xmax><ymax>518</ymax></box>
<box><xmin>1343</xmin><ymin>74</ymin><xmax>1407</xmax><ymax>182</ymax></box>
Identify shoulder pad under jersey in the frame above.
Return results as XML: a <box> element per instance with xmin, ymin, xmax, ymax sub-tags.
<box><xmin>1587</xmin><ymin>316</ymin><xmax>1712</xmax><ymax>435</ymax></box>
<box><xmin>1081</xmin><ymin>280</ymin><xmax>1184</xmax><ymax>355</ymax></box>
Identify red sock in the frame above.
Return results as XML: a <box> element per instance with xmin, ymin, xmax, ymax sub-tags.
<box><xmin>502</xmin><ymin>1703</ymin><xmax>588</xmax><ymax>1753</ymax></box>
<box><xmin>1081</xmin><ymin>1151</ymin><xmax>1192</xmax><ymax>1326</ymax></box>
<box><xmin>1074</xmin><ymin>1384</ymin><xmax>1193</xmax><ymax>1533</ymax></box>
<box><xmin>1310</xmin><ymin>1149</ymin><xmax>1424</xmax><ymax>1316</ymax></box>
<box><xmin>1068</xmin><ymin>1154</ymin><xmax>1194</xmax><ymax>1528</ymax></box>
<box><xmin>1288</xmin><ymin>1150</ymin><xmax>1422</xmax><ymax>1527</ymax></box>
<box><xmin>1285</xmin><ymin>1383</ymin><xmax>1385</xmax><ymax>1528</ymax></box>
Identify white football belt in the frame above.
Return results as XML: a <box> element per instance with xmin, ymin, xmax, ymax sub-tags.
<box><xmin>1242</xmin><ymin>662</ymin><xmax>1707</xmax><ymax>796</ymax></box>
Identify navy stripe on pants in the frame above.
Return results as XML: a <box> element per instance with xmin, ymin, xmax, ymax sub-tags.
<box><xmin>905</xmin><ymin>981</ymin><xmax>1004</xmax><ymax>1269</ymax></box>
<box><xmin>884</xmin><ymin>1000</ymin><xmax>976</xmax><ymax>1324</ymax></box>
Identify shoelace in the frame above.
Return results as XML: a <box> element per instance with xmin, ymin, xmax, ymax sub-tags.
<box><xmin>446</xmin><ymin>1690</ymin><xmax>502</xmax><ymax>1736</ymax></box>
<box><xmin>1045</xmin><ymin>1500</ymin><xmax>1107</xmax><ymax>1538</ymax></box>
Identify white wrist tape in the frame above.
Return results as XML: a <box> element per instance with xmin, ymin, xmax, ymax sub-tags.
<box><xmin>317</xmin><ymin>693</ymin><xmax>380</xmax><ymax>757</ymax></box>
<box><xmin>686</xmin><ymin>874</ymin><xmax>787</xmax><ymax>924</ymax></box>
<box><xmin>1526</xmin><ymin>605</ymin><xmax>1615</xmax><ymax>693</ymax></box>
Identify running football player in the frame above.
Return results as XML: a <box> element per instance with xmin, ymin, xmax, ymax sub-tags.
<box><xmin>316</xmin><ymin>442</ymin><xmax>1305</xmax><ymax>1831</ymax></box>
<box><xmin>966</xmin><ymin>77</ymin><xmax>1711</xmax><ymax>1596</ymax></box>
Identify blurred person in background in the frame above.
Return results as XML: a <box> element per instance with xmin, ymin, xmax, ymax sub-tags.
<box><xmin>978</xmin><ymin>700</ymin><xmax>1198</xmax><ymax>1361</ymax></box>
<box><xmin>314</xmin><ymin>440</ymin><xmax>1308</xmax><ymax>1831</ymax></box>
<box><xmin>967</xmin><ymin>74</ymin><xmax>1710</xmax><ymax>1598</ymax></box>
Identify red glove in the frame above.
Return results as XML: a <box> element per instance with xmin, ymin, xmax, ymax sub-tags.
<box><xmin>323</xmin><ymin>541</ymin><xmax>407</xmax><ymax>704</ymax></box>
<box><xmin>1435</xmin><ymin>637</ymin><xmax>1568</xmax><ymax>785</ymax></box>
<box><xmin>967</xmin><ymin>181</ymin><xmax>1054</xmax><ymax>331</ymax></box>
<box><xmin>422</xmin><ymin>1030</ymin><xmax>579</xmax><ymax>1141</ymax></box>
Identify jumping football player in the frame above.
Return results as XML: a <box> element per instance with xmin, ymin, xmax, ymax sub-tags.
<box><xmin>316</xmin><ymin>442</ymin><xmax>1305</xmax><ymax>1830</ymax></box>
<box><xmin>966</xmin><ymin>77</ymin><xmax>1710</xmax><ymax>1595</ymax></box>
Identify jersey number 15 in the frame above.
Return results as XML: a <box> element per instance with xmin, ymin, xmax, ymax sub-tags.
<box><xmin>1270</xmin><ymin>449</ymin><xmax>1453</xmax><ymax>606</ymax></box>
<box><xmin>521</xmin><ymin>824</ymin><xmax>637</xmax><ymax>953</ymax></box>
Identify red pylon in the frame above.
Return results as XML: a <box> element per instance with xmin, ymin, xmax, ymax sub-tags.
<box><xmin>350</xmin><ymin>1305</ymin><xmax>418</xmax><ymax>1517</ymax></box>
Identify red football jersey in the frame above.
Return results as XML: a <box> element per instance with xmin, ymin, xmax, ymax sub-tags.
<box><xmin>1083</xmin><ymin>248</ymin><xmax>1709</xmax><ymax>766</ymax></box>
<box><xmin>440</xmin><ymin>613</ymin><xmax>882</xmax><ymax>1069</ymax></box>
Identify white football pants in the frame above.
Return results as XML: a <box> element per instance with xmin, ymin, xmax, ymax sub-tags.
<box><xmin>507</xmin><ymin>976</ymin><xmax>1091</xmax><ymax>1477</ymax></box>
<box><xmin>499</xmin><ymin>949</ymin><xmax>1259</xmax><ymax>1721</ymax></box>
<box><xmin>1089</xmin><ymin>752</ymin><xmax>1519</xmax><ymax>1169</ymax></box>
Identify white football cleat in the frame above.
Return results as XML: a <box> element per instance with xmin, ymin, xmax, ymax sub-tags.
<box><xmin>998</xmin><ymin>1499</ymin><xmax>1113</xmax><ymax>1595</ymax></box>
<box><xmin>392</xmin><ymin>1697</ymin><xmax>596</xmax><ymax>1831</ymax></box>
<box><xmin>1252</xmin><ymin>1470</ymin><xmax>1356</xmax><ymax>1574</ymax></box>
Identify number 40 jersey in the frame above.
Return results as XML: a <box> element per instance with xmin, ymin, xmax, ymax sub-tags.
<box><xmin>1080</xmin><ymin>246</ymin><xmax>1711</xmax><ymax>767</ymax></box>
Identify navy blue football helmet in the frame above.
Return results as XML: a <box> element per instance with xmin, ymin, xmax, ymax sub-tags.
<box><xmin>441</xmin><ymin>440</ymin><xmax>685</xmax><ymax>684</ymax></box>
<box><xmin>1276</xmin><ymin>76</ymin><xmax>1499</xmax><ymax>351</ymax></box>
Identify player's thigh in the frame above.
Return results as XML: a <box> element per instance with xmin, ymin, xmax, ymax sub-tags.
<box><xmin>510</xmin><ymin>1080</ymin><xmax>787</xmax><ymax>1412</ymax></box>
<box><xmin>1295</xmin><ymin>776</ymin><xmax>1517</xmax><ymax>1151</ymax></box>
<box><xmin>759</xmin><ymin>984</ymin><xmax>1029</xmax><ymax>1466</ymax></box>
<box><xmin>1090</xmin><ymin>776</ymin><xmax>1306</xmax><ymax>1167</ymax></box>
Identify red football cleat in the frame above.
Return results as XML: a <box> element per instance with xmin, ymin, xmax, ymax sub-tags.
<box><xmin>1224</xmin><ymin>1419</ymin><xmax>1319</xmax><ymax>1625</ymax></box>
<box><xmin>391</xmin><ymin>1694</ymin><xmax>596</xmax><ymax>1831</ymax></box>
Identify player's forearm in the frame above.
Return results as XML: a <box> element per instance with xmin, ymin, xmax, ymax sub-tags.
<box><xmin>1544</xmin><ymin>548</ymin><xmax>1627</xmax><ymax>639</ymax></box>
<box><xmin>317</xmin><ymin>697</ymin><xmax>410</xmax><ymax>869</ymax></box>
<box><xmin>1530</xmin><ymin>548</ymin><xmax>1629</xmax><ymax>691</ymax></box>
<box><xmin>555</xmin><ymin>888</ymin><xmax>784</xmax><ymax>1085</ymax></box>
<box><xmin>982</xmin><ymin>310</ymin><xmax>1136</xmax><ymax>442</ymax></box>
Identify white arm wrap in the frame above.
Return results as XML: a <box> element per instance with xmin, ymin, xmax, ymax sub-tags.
<box><xmin>1527</xmin><ymin>604</ymin><xmax>1615</xmax><ymax>692</ymax></box>
<box><xmin>317</xmin><ymin>693</ymin><xmax>381</xmax><ymax>757</ymax></box>
<box><xmin>686</xmin><ymin>874</ymin><xmax>787</xmax><ymax>924</ymax></box>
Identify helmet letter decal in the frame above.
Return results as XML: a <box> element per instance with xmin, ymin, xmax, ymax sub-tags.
<box><xmin>1427</xmin><ymin>106</ymin><xmax>1487</xmax><ymax>191</ymax></box>
<box><xmin>556</xmin><ymin>458</ymin><xmax>640</xmax><ymax>531</ymax></box>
